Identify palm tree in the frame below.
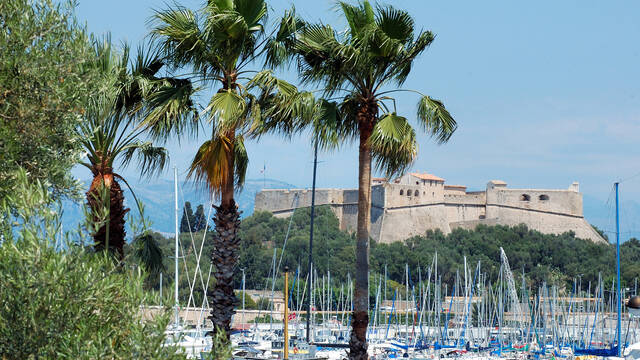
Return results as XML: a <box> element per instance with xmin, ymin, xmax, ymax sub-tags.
<box><xmin>146</xmin><ymin>0</ymin><xmax>298</xmax><ymax>337</ymax></box>
<box><xmin>270</xmin><ymin>2</ymin><xmax>457</xmax><ymax>358</ymax></box>
<box><xmin>79</xmin><ymin>39</ymin><xmax>179</xmax><ymax>259</ymax></box>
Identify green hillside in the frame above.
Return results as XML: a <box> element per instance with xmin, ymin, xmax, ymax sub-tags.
<box><xmin>131</xmin><ymin>205</ymin><xmax>640</xmax><ymax>305</ymax></box>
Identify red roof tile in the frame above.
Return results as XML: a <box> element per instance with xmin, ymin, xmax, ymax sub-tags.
<box><xmin>410</xmin><ymin>173</ymin><xmax>445</xmax><ymax>182</ymax></box>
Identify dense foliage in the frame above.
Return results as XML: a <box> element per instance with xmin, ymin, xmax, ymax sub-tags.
<box><xmin>0</xmin><ymin>170</ymin><xmax>188</xmax><ymax>359</ymax></box>
<box><xmin>373</xmin><ymin>226</ymin><xmax>626</xmax><ymax>295</ymax></box>
<box><xmin>0</xmin><ymin>0</ymin><xmax>99</xmax><ymax>203</ymax></box>
<box><xmin>132</xmin><ymin>205</ymin><xmax>353</xmax><ymax>306</ymax></box>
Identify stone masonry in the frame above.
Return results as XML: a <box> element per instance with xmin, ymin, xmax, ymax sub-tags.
<box><xmin>254</xmin><ymin>172</ymin><xmax>605</xmax><ymax>244</ymax></box>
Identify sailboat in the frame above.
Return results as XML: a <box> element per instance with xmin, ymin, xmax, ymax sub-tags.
<box><xmin>573</xmin><ymin>182</ymin><xmax>623</xmax><ymax>358</ymax></box>
<box><xmin>163</xmin><ymin>167</ymin><xmax>211</xmax><ymax>359</ymax></box>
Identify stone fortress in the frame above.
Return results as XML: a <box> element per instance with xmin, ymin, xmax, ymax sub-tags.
<box><xmin>254</xmin><ymin>172</ymin><xmax>606</xmax><ymax>244</ymax></box>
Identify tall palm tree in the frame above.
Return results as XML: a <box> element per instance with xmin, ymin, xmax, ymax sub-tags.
<box><xmin>79</xmin><ymin>38</ymin><xmax>181</xmax><ymax>259</ymax></box>
<box><xmin>146</xmin><ymin>0</ymin><xmax>298</xmax><ymax>337</ymax></box>
<box><xmin>270</xmin><ymin>2</ymin><xmax>457</xmax><ymax>358</ymax></box>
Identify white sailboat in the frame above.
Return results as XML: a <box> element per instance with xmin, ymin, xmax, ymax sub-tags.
<box><xmin>163</xmin><ymin>166</ymin><xmax>211</xmax><ymax>359</ymax></box>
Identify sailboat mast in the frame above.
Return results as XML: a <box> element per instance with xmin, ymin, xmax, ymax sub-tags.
<box><xmin>615</xmin><ymin>181</ymin><xmax>621</xmax><ymax>356</ymax></box>
<box><xmin>174</xmin><ymin>166</ymin><xmax>179</xmax><ymax>327</ymax></box>
<box><xmin>307</xmin><ymin>135</ymin><xmax>318</xmax><ymax>342</ymax></box>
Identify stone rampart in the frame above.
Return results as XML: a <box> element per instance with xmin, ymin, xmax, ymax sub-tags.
<box><xmin>483</xmin><ymin>205</ymin><xmax>603</xmax><ymax>242</ymax></box>
<box><xmin>378</xmin><ymin>203</ymin><xmax>450</xmax><ymax>243</ymax></box>
<box><xmin>486</xmin><ymin>188</ymin><xmax>582</xmax><ymax>218</ymax></box>
<box><xmin>254</xmin><ymin>188</ymin><xmax>358</xmax><ymax>232</ymax></box>
<box><xmin>253</xmin><ymin>174</ymin><xmax>606</xmax><ymax>244</ymax></box>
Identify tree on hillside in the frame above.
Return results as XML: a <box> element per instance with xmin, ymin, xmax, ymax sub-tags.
<box><xmin>194</xmin><ymin>204</ymin><xmax>207</xmax><ymax>232</ymax></box>
<box><xmin>146</xmin><ymin>0</ymin><xmax>300</xmax><ymax>338</ymax></box>
<box><xmin>270</xmin><ymin>2</ymin><xmax>457</xmax><ymax>357</ymax></box>
<box><xmin>180</xmin><ymin>202</ymin><xmax>195</xmax><ymax>233</ymax></box>
<box><xmin>0</xmin><ymin>0</ymin><xmax>99</xmax><ymax>205</ymax></box>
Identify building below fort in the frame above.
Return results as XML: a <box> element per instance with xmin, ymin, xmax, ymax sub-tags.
<box><xmin>254</xmin><ymin>172</ymin><xmax>605</xmax><ymax>244</ymax></box>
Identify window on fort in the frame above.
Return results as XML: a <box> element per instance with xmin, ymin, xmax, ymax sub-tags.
<box><xmin>399</xmin><ymin>189</ymin><xmax>404</xmax><ymax>195</ymax></box>
<box><xmin>520</xmin><ymin>194</ymin><xmax>530</xmax><ymax>201</ymax></box>
<box><xmin>416</xmin><ymin>181</ymin><xmax>419</xmax><ymax>185</ymax></box>
<box><xmin>539</xmin><ymin>194</ymin><xmax>549</xmax><ymax>201</ymax></box>
<box><xmin>414</xmin><ymin>190</ymin><xmax>419</xmax><ymax>196</ymax></box>
<box><xmin>407</xmin><ymin>190</ymin><xmax>411</xmax><ymax>197</ymax></box>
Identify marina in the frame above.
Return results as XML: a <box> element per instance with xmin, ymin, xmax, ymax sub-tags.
<box><xmin>3</xmin><ymin>0</ymin><xmax>639</xmax><ymax>359</ymax></box>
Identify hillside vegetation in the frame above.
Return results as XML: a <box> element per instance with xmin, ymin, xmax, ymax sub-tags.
<box><xmin>135</xmin><ymin>205</ymin><xmax>640</xmax><ymax>302</ymax></box>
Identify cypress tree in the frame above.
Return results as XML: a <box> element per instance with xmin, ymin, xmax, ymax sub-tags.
<box><xmin>180</xmin><ymin>202</ymin><xmax>194</xmax><ymax>233</ymax></box>
<box><xmin>194</xmin><ymin>204</ymin><xmax>207</xmax><ymax>232</ymax></box>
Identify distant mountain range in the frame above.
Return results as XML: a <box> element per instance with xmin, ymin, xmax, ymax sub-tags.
<box><xmin>62</xmin><ymin>178</ymin><xmax>640</xmax><ymax>242</ymax></box>
<box><xmin>61</xmin><ymin>177</ymin><xmax>297</xmax><ymax>235</ymax></box>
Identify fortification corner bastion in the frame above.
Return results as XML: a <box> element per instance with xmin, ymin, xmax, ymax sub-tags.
<box><xmin>254</xmin><ymin>173</ymin><xmax>605</xmax><ymax>244</ymax></box>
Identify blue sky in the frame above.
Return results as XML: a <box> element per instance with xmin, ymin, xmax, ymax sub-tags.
<box><xmin>74</xmin><ymin>1</ymin><xmax>640</xmax><ymax>215</ymax></box>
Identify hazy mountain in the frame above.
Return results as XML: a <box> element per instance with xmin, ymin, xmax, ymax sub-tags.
<box><xmin>583</xmin><ymin>194</ymin><xmax>640</xmax><ymax>242</ymax></box>
<box><xmin>61</xmin><ymin>177</ymin><xmax>298</xmax><ymax>235</ymax></box>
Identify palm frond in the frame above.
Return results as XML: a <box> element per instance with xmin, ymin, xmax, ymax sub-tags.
<box><xmin>249</xmin><ymin>70</ymin><xmax>297</xmax><ymax>97</ymax></box>
<box><xmin>416</xmin><ymin>96</ymin><xmax>457</xmax><ymax>144</ymax></box>
<box><xmin>264</xmin><ymin>7</ymin><xmax>303</xmax><ymax>68</ymax></box>
<box><xmin>120</xmin><ymin>141</ymin><xmax>169</xmax><ymax>178</ymax></box>
<box><xmin>248</xmin><ymin>70</ymin><xmax>315</xmax><ymax>137</ymax></box>
<box><xmin>338</xmin><ymin>0</ymin><xmax>374</xmax><ymax>39</ymax></box>
<box><xmin>142</xmin><ymin>79</ymin><xmax>198</xmax><ymax>140</ymax></box>
<box><xmin>202</xmin><ymin>0</ymin><xmax>265</xmax><ymax>66</ymax></box>
<box><xmin>295</xmin><ymin>24</ymin><xmax>362</xmax><ymax>94</ymax></box>
<box><xmin>334</xmin><ymin>94</ymin><xmax>361</xmax><ymax>142</ymax></box>
<box><xmin>375</xmin><ymin>5</ymin><xmax>414</xmax><ymax>43</ymax></box>
<box><xmin>313</xmin><ymin>99</ymin><xmax>344</xmax><ymax>151</ymax></box>
<box><xmin>133</xmin><ymin>41</ymin><xmax>164</xmax><ymax>78</ymax></box>
<box><xmin>234</xmin><ymin>0</ymin><xmax>267</xmax><ymax>32</ymax></box>
<box><xmin>388</xmin><ymin>30</ymin><xmax>435</xmax><ymax>86</ymax></box>
<box><xmin>113</xmin><ymin>43</ymin><xmax>165</xmax><ymax>117</ymax></box>
<box><xmin>234</xmin><ymin>135</ymin><xmax>249</xmax><ymax>188</ymax></box>
<box><xmin>187</xmin><ymin>135</ymin><xmax>233</xmax><ymax>197</ymax></box>
<box><xmin>368</xmin><ymin>112</ymin><xmax>417</xmax><ymax>178</ymax></box>
<box><xmin>211</xmin><ymin>0</ymin><xmax>234</xmax><ymax>11</ymax></box>
<box><xmin>206</xmin><ymin>9</ymin><xmax>248</xmax><ymax>42</ymax></box>
<box><xmin>150</xmin><ymin>7</ymin><xmax>206</xmax><ymax>70</ymax></box>
<box><xmin>133</xmin><ymin>232</ymin><xmax>165</xmax><ymax>274</ymax></box>
<box><xmin>205</xmin><ymin>90</ymin><xmax>247</xmax><ymax>133</ymax></box>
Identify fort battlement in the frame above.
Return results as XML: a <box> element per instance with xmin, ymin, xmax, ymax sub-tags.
<box><xmin>254</xmin><ymin>173</ymin><xmax>605</xmax><ymax>244</ymax></box>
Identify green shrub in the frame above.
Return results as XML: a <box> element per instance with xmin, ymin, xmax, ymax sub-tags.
<box><xmin>0</xmin><ymin>170</ymin><xmax>189</xmax><ymax>359</ymax></box>
<box><xmin>235</xmin><ymin>291</ymin><xmax>258</xmax><ymax>310</ymax></box>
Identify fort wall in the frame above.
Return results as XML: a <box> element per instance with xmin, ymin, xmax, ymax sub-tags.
<box><xmin>254</xmin><ymin>188</ymin><xmax>357</xmax><ymax>232</ymax></box>
<box><xmin>378</xmin><ymin>204</ymin><xmax>450</xmax><ymax>243</ymax></box>
<box><xmin>254</xmin><ymin>173</ymin><xmax>606</xmax><ymax>244</ymax></box>
<box><xmin>482</xmin><ymin>205</ymin><xmax>602</xmax><ymax>241</ymax></box>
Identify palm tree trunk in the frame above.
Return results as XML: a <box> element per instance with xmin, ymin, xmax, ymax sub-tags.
<box><xmin>86</xmin><ymin>172</ymin><xmax>129</xmax><ymax>259</ymax></box>
<box><xmin>208</xmin><ymin>131</ymin><xmax>241</xmax><ymax>339</ymax></box>
<box><xmin>350</xmin><ymin>104</ymin><xmax>375</xmax><ymax>360</ymax></box>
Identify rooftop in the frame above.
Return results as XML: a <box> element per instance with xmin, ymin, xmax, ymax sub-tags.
<box><xmin>409</xmin><ymin>172</ymin><xmax>445</xmax><ymax>182</ymax></box>
<box><xmin>489</xmin><ymin>180</ymin><xmax>507</xmax><ymax>185</ymax></box>
<box><xmin>445</xmin><ymin>184</ymin><xmax>467</xmax><ymax>189</ymax></box>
